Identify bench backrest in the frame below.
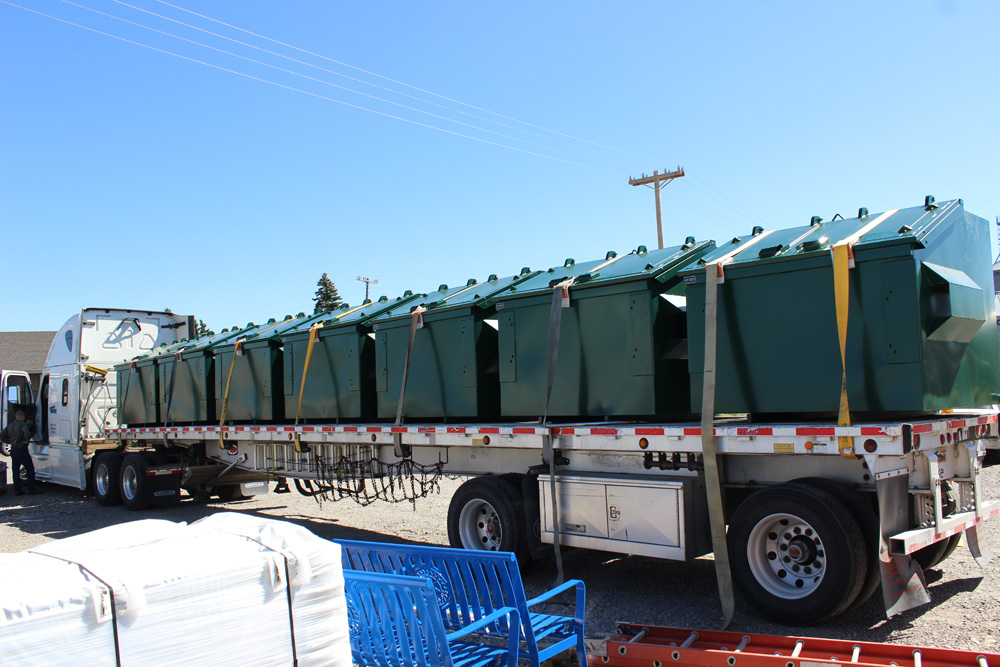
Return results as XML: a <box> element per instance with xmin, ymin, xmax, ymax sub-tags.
<box><xmin>338</xmin><ymin>540</ymin><xmax>524</xmax><ymax>643</ymax></box>
<box><xmin>343</xmin><ymin>569</ymin><xmax>454</xmax><ymax>667</ymax></box>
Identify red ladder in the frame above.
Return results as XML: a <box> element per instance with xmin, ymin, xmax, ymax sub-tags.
<box><xmin>589</xmin><ymin>623</ymin><xmax>998</xmax><ymax>667</ymax></box>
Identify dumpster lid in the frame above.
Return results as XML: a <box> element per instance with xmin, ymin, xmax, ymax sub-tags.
<box><xmin>181</xmin><ymin>324</ymin><xmax>255</xmax><ymax>354</ymax></box>
<box><xmin>122</xmin><ymin>337</ymin><xmax>194</xmax><ymax>366</ymax></box>
<box><xmin>495</xmin><ymin>240</ymin><xmax>713</xmax><ymax>299</ymax></box>
<box><xmin>283</xmin><ymin>292</ymin><xmax>423</xmax><ymax>334</ymax></box>
<box><xmin>690</xmin><ymin>198</ymin><xmax>967</xmax><ymax>270</ymax></box>
<box><xmin>224</xmin><ymin>312</ymin><xmax>329</xmax><ymax>346</ymax></box>
<box><xmin>368</xmin><ymin>269</ymin><xmax>543</xmax><ymax>323</ymax></box>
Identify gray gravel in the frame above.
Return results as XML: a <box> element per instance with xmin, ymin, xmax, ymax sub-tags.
<box><xmin>2</xmin><ymin>463</ymin><xmax>998</xmax><ymax>655</ymax></box>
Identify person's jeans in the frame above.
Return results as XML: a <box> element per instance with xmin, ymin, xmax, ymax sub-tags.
<box><xmin>10</xmin><ymin>447</ymin><xmax>36</xmax><ymax>492</ymax></box>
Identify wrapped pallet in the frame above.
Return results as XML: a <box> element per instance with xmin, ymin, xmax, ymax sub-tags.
<box><xmin>0</xmin><ymin>515</ymin><xmax>350</xmax><ymax>667</ymax></box>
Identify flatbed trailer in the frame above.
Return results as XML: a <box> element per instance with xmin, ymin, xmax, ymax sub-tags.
<box><xmin>103</xmin><ymin>409</ymin><xmax>999</xmax><ymax>626</ymax></box>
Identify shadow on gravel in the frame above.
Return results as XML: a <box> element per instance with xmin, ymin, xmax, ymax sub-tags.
<box><xmin>0</xmin><ymin>482</ymin><xmax>434</xmax><ymax>547</ymax></box>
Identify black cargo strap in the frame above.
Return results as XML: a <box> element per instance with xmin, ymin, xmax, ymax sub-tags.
<box><xmin>701</xmin><ymin>260</ymin><xmax>734</xmax><ymax>629</ymax></box>
<box><xmin>393</xmin><ymin>306</ymin><xmax>426</xmax><ymax>458</ymax></box>
<box><xmin>543</xmin><ymin>280</ymin><xmax>572</xmax><ymax>587</ymax></box>
<box><xmin>218</xmin><ymin>339</ymin><xmax>244</xmax><ymax>451</ymax></box>
<box><xmin>162</xmin><ymin>351</ymin><xmax>181</xmax><ymax>430</ymax></box>
<box><xmin>32</xmin><ymin>551</ymin><xmax>122</xmax><ymax>667</ymax></box>
<box><xmin>698</xmin><ymin>230</ymin><xmax>773</xmax><ymax>629</ymax></box>
<box><xmin>121</xmin><ymin>361</ymin><xmax>136</xmax><ymax>422</ymax></box>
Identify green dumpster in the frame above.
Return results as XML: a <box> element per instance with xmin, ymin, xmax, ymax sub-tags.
<box><xmin>494</xmin><ymin>239</ymin><xmax>714</xmax><ymax>419</ymax></box>
<box><xmin>213</xmin><ymin>312</ymin><xmax>328</xmax><ymax>424</ymax></box>
<box><xmin>282</xmin><ymin>294</ymin><xmax>420</xmax><ymax>422</ymax></box>
<box><xmin>158</xmin><ymin>326</ymin><xmax>251</xmax><ymax>424</ymax></box>
<box><xmin>116</xmin><ymin>339</ymin><xmax>189</xmax><ymax>426</ymax></box>
<box><xmin>369</xmin><ymin>269</ymin><xmax>540</xmax><ymax>421</ymax></box>
<box><xmin>682</xmin><ymin>198</ymin><xmax>1000</xmax><ymax>417</ymax></box>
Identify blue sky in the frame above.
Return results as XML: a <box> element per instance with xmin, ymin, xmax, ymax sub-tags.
<box><xmin>2</xmin><ymin>0</ymin><xmax>998</xmax><ymax>332</ymax></box>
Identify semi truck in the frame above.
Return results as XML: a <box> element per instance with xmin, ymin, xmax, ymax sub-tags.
<box><xmin>6</xmin><ymin>198</ymin><xmax>1000</xmax><ymax>626</ymax></box>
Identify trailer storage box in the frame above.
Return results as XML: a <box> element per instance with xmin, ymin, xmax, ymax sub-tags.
<box><xmin>115</xmin><ymin>339</ymin><xmax>190</xmax><ymax>426</ymax></box>
<box><xmin>495</xmin><ymin>240</ymin><xmax>714</xmax><ymax>419</ymax></box>
<box><xmin>213</xmin><ymin>313</ymin><xmax>327</xmax><ymax>424</ymax></box>
<box><xmin>682</xmin><ymin>199</ymin><xmax>1000</xmax><ymax>416</ymax></box>
<box><xmin>370</xmin><ymin>270</ymin><xmax>539</xmax><ymax>420</ymax></box>
<box><xmin>0</xmin><ymin>515</ymin><xmax>351</xmax><ymax>667</ymax></box>
<box><xmin>282</xmin><ymin>295</ymin><xmax>419</xmax><ymax>422</ymax></box>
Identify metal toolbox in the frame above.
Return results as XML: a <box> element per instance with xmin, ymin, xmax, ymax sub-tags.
<box><xmin>538</xmin><ymin>472</ymin><xmax>710</xmax><ymax>560</ymax></box>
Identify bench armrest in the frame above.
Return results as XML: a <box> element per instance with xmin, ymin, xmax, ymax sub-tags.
<box><xmin>526</xmin><ymin>578</ymin><xmax>585</xmax><ymax>607</ymax></box>
<box><xmin>446</xmin><ymin>606</ymin><xmax>520</xmax><ymax>642</ymax></box>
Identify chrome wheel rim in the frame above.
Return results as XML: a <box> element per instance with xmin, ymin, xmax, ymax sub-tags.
<box><xmin>747</xmin><ymin>512</ymin><xmax>826</xmax><ymax>599</ymax></box>
<box><xmin>96</xmin><ymin>463</ymin><xmax>112</xmax><ymax>497</ymax></box>
<box><xmin>458</xmin><ymin>499</ymin><xmax>502</xmax><ymax>550</ymax></box>
<box><xmin>122</xmin><ymin>465</ymin><xmax>138</xmax><ymax>501</ymax></box>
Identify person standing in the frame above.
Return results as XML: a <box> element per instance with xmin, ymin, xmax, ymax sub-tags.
<box><xmin>1</xmin><ymin>410</ymin><xmax>41</xmax><ymax>495</ymax></box>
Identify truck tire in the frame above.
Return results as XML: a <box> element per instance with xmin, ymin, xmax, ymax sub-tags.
<box><xmin>914</xmin><ymin>534</ymin><xmax>962</xmax><ymax>571</ymax></box>
<box><xmin>213</xmin><ymin>484</ymin><xmax>247</xmax><ymax>502</ymax></box>
<box><xmin>795</xmin><ymin>477</ymin><xmax>881</xmax><ymax>609</ymax></box>
<box><xmin>728</xmin><ymin>482</ymin><xmax>866</xmax><ymax>625</ymax></box>
<box><xmin>94</xmin><ymin>453</ymin><xmax>124</xmax><ymax>507</ymax></box>
<box><xmin>448</xmin><ymin>475</ymin><xmax>529</xmax><ymax>565</ymax></box>
<box><xmin>121</xmin><ymin>453</ymin><xmax>151</xmax><ymax>511</ymax></box>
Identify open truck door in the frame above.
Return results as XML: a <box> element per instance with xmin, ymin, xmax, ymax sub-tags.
<box><xmin>1</xmin><ymin>371</ymin><xmax>34</xmax><ymax>457</ymax></box>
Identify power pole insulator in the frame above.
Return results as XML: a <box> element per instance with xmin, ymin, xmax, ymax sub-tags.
<box><xmin>357</xmin><ymin>275</ymin><xmax>378</xmax><ymax>301</ymax></box>
<box><xmin>629</xmin><ymin>166</ymin><xmax>685</xmax><ymax>250</ymax></box>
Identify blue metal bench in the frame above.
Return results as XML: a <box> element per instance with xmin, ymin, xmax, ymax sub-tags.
<box><xmin>338</xmin><ymin>540</ymin><xmax>588</xmax><ymax>667</ymax></box>
<box><xmin>344</xmin><ymin>570</ymin><xmax>520</xmax><ymax>667</ymax></box>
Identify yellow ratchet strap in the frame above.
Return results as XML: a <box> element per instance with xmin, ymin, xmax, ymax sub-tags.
<box><xmin>832</xmin><ymin>243</ymin><xmax>854</xmax><ymax>458</ymax></box>
<box><xmin>293</xmin><ymin>322</ymin><xmax>323</xmax><ymax>453</ymax></box>
<box><xmin>218</xmin><ymin>338</ymin><xmax>244</xmax><ymax>450</ymax></box>
<box><xmin>830</xmin><ymin>208</ymin><xmax>898</xmax><ymax>459</ymax></box>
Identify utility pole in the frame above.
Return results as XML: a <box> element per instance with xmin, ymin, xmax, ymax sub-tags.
<box><xmin>629</xmin><ymin>166</ymin><xmax>685</xmax><ymax>249</ymax></box>
<box><xmin>357</xmin><ymin>275</ymin><xmax>378</xmax><ymax>301</ymax></box>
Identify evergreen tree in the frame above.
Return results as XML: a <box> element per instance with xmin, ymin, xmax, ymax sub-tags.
<box><xmin>313</xmin><ymin>273</ymin><xmax>343</xmax><ymax>313</ymax></box>
<box><xmin>196</xmin><ymin>319</ymin><xmax>210</xmax><ymax>337</ymax></box>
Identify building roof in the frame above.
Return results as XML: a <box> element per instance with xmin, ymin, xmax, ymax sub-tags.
<box><xmin>0</xmin><ymin>331</ymin><xmax>56</xmax><ymax>373</ymax></box>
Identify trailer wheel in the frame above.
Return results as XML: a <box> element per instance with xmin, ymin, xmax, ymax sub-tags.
<box><xmin>94</xmin><ymin>453</ymin><xmax>123</xmax><ymax>506</ymax></box>
<box><xmin>914</xmin><ymin>534</ymin><xmax>962</xmax><ymax>571</ymax></box>
<box><xmin>795</xmin><ymin>477</ymin><xmax>881</xmax><ymax>609</ymax></box>
<box><xmin>728</xmin><ymin>482</ymin><xmax>866</xmax><ymax>625</ymax></box>
<box><xmin>213</xmin><ymin>484</ymin><xmax>247</xmax><ymax>502</ymax></box>
<box><xmin>121</xmin><ymin>453</ymin><xmax>151</xmax><ymax>511</ymax></box>
<box><xmin>448</xmin><ymin>475</ymin><xmax>529</xmax><ymax>564</ymax></box>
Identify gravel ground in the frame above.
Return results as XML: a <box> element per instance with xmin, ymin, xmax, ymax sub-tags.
<box><xmin>2</xmin><ymin>462</ymin><xmax>998</xmax><ymax>655</ymax></box>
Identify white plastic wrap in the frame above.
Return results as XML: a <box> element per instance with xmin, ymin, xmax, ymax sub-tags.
<box><xmin>0</xmin><ymin>514</ymin><xmax>351</xmax><ymax>667</ymax></box>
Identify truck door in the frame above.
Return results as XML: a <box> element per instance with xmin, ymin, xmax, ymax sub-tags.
<box><xmin>1</xmin><ymin>371</ymin><xmax>33</xmax><ymax>456</ymax></box>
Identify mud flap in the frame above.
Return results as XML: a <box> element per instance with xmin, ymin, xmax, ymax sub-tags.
<box><xmin>966</xmin><ymin>521</ymin><xmax>995</xmax><ymax>569</ymax></box>
<box><xmin>874</xmin><ymin>472</ymin><xmax>931</xmax><ymax>616</ymax></box>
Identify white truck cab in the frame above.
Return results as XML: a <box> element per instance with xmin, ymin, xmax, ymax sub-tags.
<box><xmin>30</xmin><ymin>308</ymin><xmax>192</xmax><ymax>488</ymax></box>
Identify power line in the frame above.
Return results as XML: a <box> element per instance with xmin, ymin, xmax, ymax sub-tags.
<box><xmin>1</xmin><ymin>0</ymin><xmax>625</xmax><ymax>174</ymax></box>
<box><xmin>155</xmin><ymin>0</ymin><xmax>666</xmax><ymax>165</ymax></box>
<box><xmin>4</xmin><ymin>0</ymin><xmax>765</xmax><ymax>234</ymax></box>
<box><xmin>55</xmin><ymin>0</ymin><xmax>629</xmax><ymax>171</ymax></box>
<box><xmin>106</xmin><ymin>0</ymin><xmax>648</xmax><ymax>170</ymax></box>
